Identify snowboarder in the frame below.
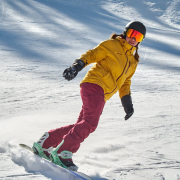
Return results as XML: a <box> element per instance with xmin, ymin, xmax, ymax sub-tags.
<box><xmin>32</xmin><ymin>21</ymin><xmax>146</xmax><ymax>171</ymax></box>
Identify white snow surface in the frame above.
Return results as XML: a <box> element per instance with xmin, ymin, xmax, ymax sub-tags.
<box><xmin>0</xmin><ymin>0</ymin><xmax>180</xmax><ymax>179</ymax></box>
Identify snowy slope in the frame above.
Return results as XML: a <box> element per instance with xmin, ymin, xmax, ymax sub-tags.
<box><xmin>0</xmin><ymin>0</ymin><xmax>180</xmax><ymax>179</ymax></box>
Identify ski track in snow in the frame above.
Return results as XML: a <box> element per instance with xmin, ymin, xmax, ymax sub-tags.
<box><xmin>0</xmin><ymin>0</ymin><xmax>180</xmax><ymax>180</ymax></box>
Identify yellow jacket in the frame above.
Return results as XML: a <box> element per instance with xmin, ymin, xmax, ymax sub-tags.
<box><xmin>80</xmin><ymin>37</ymin><xmax>138</xmax><ymax>101</ymax></box>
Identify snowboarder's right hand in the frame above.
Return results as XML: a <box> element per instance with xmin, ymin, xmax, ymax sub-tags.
<box><xmin>63</xmin><ymin>59</ymin><xmax>85</xmax><ymax>81</ymax></box>
<box><xmin>63</xmin><ymin>66</ymin><xmax>78</xmax><ymax>81</ymax></box>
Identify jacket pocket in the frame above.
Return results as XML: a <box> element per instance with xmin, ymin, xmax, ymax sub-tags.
<box><xmin>102</xmin><ymin>73</ymin><xmax>117</xmax><ymax>95</ymax></box>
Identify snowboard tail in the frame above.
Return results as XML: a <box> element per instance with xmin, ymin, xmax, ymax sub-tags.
<box><xmin>19</xmin><ymin>144</ymin><xmax>91</xmax><ymax>180</ymax></box>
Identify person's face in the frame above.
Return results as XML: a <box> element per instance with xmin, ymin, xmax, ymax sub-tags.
<box><xmin>125</xmin><ymin>36</ymin><xmax>139</xmax><ymax>47</ymax></box>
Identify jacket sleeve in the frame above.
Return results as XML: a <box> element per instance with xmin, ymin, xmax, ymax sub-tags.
<box><xmin>119</xmin><ymin>65</ymin><xmax>137</xmax><ymax>99</ymax></box>
<box><xmin>79</xmin><ymin>41</ymin><xmax>108</xmax><ymax>66</ymax></box>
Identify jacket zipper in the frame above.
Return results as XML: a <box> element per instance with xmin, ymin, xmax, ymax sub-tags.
<box><xmin>116</xmin><ymin>50</ymin><xmax>128</xmax><ymax>82</ymax></box>
<box><xmin>104</xmin><ymin>50</ymin><xmax>130</xmax><ymax>96</ymax></box>
<box><xmin>125</xmin><ymin>61</ymin><xmax>131</xmax><ymax>74</ymax></box>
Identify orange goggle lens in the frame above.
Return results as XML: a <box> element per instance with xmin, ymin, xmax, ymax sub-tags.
<box><xmin>126</xmin><ymin>29</ymin><xmax>144</xmax><ymax>42</ymax></box>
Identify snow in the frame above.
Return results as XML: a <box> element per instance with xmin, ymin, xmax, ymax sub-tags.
<box><xmin>0</xmin><ymin>0</ymin><xmax>180</xmax><ymax>179</ymax></box>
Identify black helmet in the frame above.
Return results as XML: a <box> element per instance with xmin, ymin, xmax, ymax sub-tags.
<box><xmin>125</xmin><ymin>21</ymin><xmax>146</xmax><ymax>38</ymax></box>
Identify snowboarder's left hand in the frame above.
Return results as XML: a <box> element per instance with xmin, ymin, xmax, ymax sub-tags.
<box><xmin>124</xmin><ymin>105</ymin><xmax>134</xmax><ymax>120</ymax></box>
<box><xmin>121</xmin><ymin>95</ymin><xmax>134</xmax><ymax>120</ymax></box>
<box><xmin>63</xmin><ymin>59</ymin><xmax>85</xmax><ymax>81</ymax></box>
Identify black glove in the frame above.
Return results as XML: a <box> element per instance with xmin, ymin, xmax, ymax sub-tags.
<box><xmin>63</xmin><ymin>59</ymin><xmax>85</xmax><ymax>81</ymax></box>
<box><xmin>121</xmin><ymin>95</ymin><xmax>134</xmax><ymax>120</ymax></box>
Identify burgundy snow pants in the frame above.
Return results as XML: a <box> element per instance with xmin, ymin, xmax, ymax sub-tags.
<box><xmin>43</xmin><ymin>82</ymin><xmax>105</xmax><ymax>153</ymax></box>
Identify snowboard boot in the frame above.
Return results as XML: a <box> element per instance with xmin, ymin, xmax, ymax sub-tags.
<box><xmin>50</xmin><ymin>140</ymin><xmax>78</xmax><ymax>171</ymax></box>
<box><xmin>32</xmin><ymin>132</ymin><xmax>53</xmax><ymax>161</ymax></box>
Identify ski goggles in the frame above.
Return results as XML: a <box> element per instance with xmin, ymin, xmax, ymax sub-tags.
<box><xmin>126</xmin><ymin>29</ymin><xmax>144</xmax><ymax>42</ymax></box>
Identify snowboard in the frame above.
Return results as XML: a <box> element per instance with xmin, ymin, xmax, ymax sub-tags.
<box><xmin>19</xmin><ymin>144</ymin><xmax>92</xmax><ymax>180</ymax></box>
